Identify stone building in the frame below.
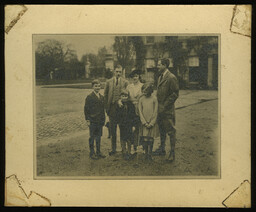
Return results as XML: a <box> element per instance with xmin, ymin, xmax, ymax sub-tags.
<box><xmin>104</xmin><ymin>36</ymin><xmax>218</xmax><ymax>89</ymax></box>
<box><xmin>141</xmin><ymin>36</ymin><xmax>219</xmax><ymax>89</ymax></box>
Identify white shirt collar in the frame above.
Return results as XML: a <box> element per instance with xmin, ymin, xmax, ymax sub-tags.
<box><xmin>162</xmin><ymin>69</ymin><xmax>168</xmax><ymax>77</ymax></box>
<box><xmin>94</xmin><ymin>91</ymin><xmax>100</xmax><ymax>98</ymax></box>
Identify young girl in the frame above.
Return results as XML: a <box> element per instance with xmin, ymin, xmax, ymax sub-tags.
<box><xmin>138</xmin><ymin>83</ymin><xmax>159</xmax><ymax>161</ymax></box>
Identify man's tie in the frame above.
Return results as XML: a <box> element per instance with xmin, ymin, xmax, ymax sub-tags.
<box><xmin>159</xmin><ymin>73</ymin><xmax>163</xmax><ymax>83</ymax></box>
<box><xmin>116</xmin><ymin>77</ymin><xmax>118</xmax><ymax>86</ymax></box>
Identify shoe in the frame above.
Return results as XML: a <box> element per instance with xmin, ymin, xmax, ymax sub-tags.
<box><xmin>90</xmin><ymin>154</ymin><xmax>99</xmax><ymax>160</ymax></box>
<box><xmin>97</xmin><ymin>153</ymin><xmax>106</xmax><ymax>158</ymax></box>
<box><xmin>152</xmin><ymin>149</ymin><xmax>166</xmax><ymax>156</ymax></box>
<box><xmin>129</xmin><ymin>153</ymin><xmax>136</xmax><ymax>160</ymax></box>
<box><xmin>124</xmin><ymin>154</ymin><xmax>130</xmax><ymax>160</ymax></box>
<box><xmin>148</xmin><ymin>155</ymin><xmax>153</xmax><ymax>161</ymax></box>
<box><xmin>109</xmin><ymin>151</ymin><xmax>116</xmax><ymax>156</ymax></box>
<box><xmin>144</xmin><ymin>154</ymin><xmax>149</xmax><ymax>161</ymax></box>
<box><xmin>132</xmin><ymin>152</ymin><xmax>137</xmax><ymax>157</ymax></box>
<box><xmin>167</xmin><ymin>151</ymin><xmax>175</xmax><ymax>162</ymax></box>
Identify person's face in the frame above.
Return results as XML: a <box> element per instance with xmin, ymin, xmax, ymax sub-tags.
<box><xmin>132</xmin><ymin>74</ymin><xmax>139</xmax><ymax>83</ymax></box>
<box><xmin>121</xmin><ymin>94</ymin><xmax>128</xmax><ymax>101</ymax></box>
<box><xmin>157</xmin><ymin>60</ymin><xmax>166</xmax><ymax>72</ymax></box>
<box><xmin>114</xmin><ymin>68</ymin><xmax>122</xmax><ymax>78</ymax></box>
<box><xmin>143</xmin><ymin>87</ymin><xmax>151</xmax><ymax>97</ymax></box>
<box><xmin>92</xmin><ymin>83</ymin><xmax>101</xmax><ymax>93</ymax></box>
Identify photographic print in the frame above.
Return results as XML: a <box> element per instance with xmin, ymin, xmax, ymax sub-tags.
<box><xmin>34</xmin><ymin>34</ymin><xmax>220</xmax><ymax>178</ymax></box>
<box><xmin>5</xmin><ymin>5</ymin><xmax>250</xmax><ymax>207</ymax></box>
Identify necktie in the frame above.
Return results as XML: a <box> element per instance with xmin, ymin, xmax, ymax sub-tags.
<box><xmin>116</xmin><ymin>77</ymin><xmax>118</xmax><ymax>86</ymax></box>
<box><xmin>159</xmin><ymin>73</ymin><xmax>163</xmax><ymax>83</ymax></box>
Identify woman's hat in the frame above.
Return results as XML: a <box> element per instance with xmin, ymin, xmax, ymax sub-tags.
<box><xmin>129</xmin><ymin>69</ymin><xmax>142</xmax><ymax>78</ymax></box>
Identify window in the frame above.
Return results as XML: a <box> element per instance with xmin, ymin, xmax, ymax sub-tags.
<box><xmin>189</xmin><ymin>56</ymin><xmax>199</xmax><ymax>67</ymax></box>
<box><xmin>145</xmin><ymin>59</ymin><xmax>155</xmax><ymax>68</ymax></box>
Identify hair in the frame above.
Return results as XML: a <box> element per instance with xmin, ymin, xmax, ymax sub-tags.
<box><xmin>91</xmin><ymin>79</ymin><xmax>101</xmax><ymax>87</ymax></box>
<box><xmin>129</xmin><ymin>69</ymin><xmax>142</xmax><ymax>82</ymax></box>
<box><xmin>161</xmin><ymin>58</ymin><xmax>170</xmax><ymax>68</ymax></box>
<box><xmin>114</xmin><ymin>64</ymin><xmax>123</xmax><ymax>70</ymax></box>
<box><xmin>131</xmin><ymin>73</ymin><xmax>142</xmax><ymax>82</ymax></box>
<box><xmin>142</xmin><ymin>83</ymin><xmax>154</xmax><ymax>96</ymax></box>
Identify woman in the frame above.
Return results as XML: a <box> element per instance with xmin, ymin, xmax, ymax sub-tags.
<box><xmin>127</xmin><ymin>69</ymin><xmax>144</xmax><ymax>152</ymax></box>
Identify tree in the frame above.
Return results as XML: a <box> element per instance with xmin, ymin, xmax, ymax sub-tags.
<box><xmin>113</xmin><ymin>36</ymin><xmax>135</xmax><ymax>75</ymax></box>
<box><xmin>128</xmin><ymin>36</ymin><xmax>146</xmax><ymax>70</ymax></box>
<box><xmin>80</xmin><ymin>47</ymin><xmax>107</xmax><ymax>78</ymax></box>
<box><xmin>152</xmin><ymin>42</ymin><xmax>168</xmax><ymax>70</ymax></box>
<box><xmin>35</xmin><ymin>39</ymin><xmax>80</xmax><ymax>80</ymax></box>
<box><xmin>97</xmin><ymin>46</ymin><xmax>108</xmax><ymax>67</ymax></box>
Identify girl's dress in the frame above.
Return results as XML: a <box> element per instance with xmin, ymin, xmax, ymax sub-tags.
<box><xmin>138</xmin><ymin>94</ymin><xmax>159</xmax><ymax>139</ymax></box>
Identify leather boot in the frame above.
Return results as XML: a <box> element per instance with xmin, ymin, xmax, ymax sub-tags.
<box><xmin>96</xmin><ymin>137</ymin><xmax>106</xmax><ymax>158</ymax></box>
<box><xmin>121</xmin><ymin>140</ymin><xmax>127</xmax><ymax>157</ymax></box>
<box><xmin>89</xmin><ymin>137</ymin><xmax>96</xmax><ymax>159</ymax></box>
<box><xmin>167</xmin><ymin>133</ymin><xmax>176</xmax><ymax>162</ymax></box>
<box><xmin>153</xmin><ymin>134</ymin><xmax>166</xmax><ymax>156</ymax></box>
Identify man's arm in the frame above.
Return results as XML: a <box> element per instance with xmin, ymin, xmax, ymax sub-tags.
<box><xmin>84</xmin><ymin>96</ymin><xmax>91</xmax><ymax>121</ymax></box>
<box><xmin>104</xmin><ymin>80</ymin><xmax>109</xmax><ymax>111</ymax></box>
<box><xmin>163</xmin><ymin>76</ymin><xmax>179</xmax><ymax>108</ymax></box>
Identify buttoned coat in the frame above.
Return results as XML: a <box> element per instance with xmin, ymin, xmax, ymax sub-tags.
<box><xmin>84</xmin><ymin>92</ymin><xmax>105</xmax><ymax>126</ymax></box>
<box><xmin>104</xmin><ymin>77</ymin><xmax>129</xmax><ymax>115</ymax></box>
<box><xmin>157</xmin><ymin>70</ymin><xmax>179</xmax><ymax>124</ymax></box>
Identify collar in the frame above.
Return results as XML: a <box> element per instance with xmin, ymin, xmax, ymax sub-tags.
<box><xmin>93</xmin><ymin>91</ymin><xmax>100</xmax><ymax>98</ymax></box>
<box><xmin>162</xmin><ymin>69</ymin><xmax>168</xmax><ymax>77</ymax></box>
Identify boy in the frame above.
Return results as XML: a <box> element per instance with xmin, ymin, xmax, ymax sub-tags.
<box><xmin>84</xmin><ymin>79</ymin><xmax>106</xmax><ymax>160</ymax></box>
<box><xmin>116</xmin><ymin>89</ymin><xmax>140</xmax><ymax>160</ymax></box>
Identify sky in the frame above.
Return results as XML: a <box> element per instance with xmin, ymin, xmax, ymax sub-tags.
<box><xmin>33</xmin><ymin>35</ymin><xmax>115</xmax><ymax>60</ymax></box>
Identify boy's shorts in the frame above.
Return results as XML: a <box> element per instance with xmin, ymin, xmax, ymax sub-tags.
<box><xmin>119</xmin><ymin>125</ymin><xmax>132</xmax><ymax>141</ymax></box>
<box><xmin>89</xmin><ymin>122</ymin><xmax>103</xmax><ymax>137</ymax></box>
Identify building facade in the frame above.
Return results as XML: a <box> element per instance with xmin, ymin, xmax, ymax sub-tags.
<box><xmin>104</xmin><ymin>36</ymin><xmax>219</xmax><ymax>89</ymax></box>
<box><xmin>141</xmin><ymin>36</ymin><xmax>218</xmax><ymax>89</ymax></box>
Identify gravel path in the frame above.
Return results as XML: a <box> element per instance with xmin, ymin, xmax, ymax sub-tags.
<box><xmin>36</xmin><ymin>87</ymin><xmax>219</xmax><ymax>177</ymax></box>
<box><xmin>36</xmin><ymin>88</ymin><xmax>217</xmax><ymax>142</ymax></box>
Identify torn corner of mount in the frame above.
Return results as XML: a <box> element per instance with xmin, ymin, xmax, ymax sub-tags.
<box><xmin>222</xmin><ymin>180</ymin><xmax>251</xmax><ymax>208</ymax></box>
<box><xmin>230</xmin><ymin>5</ymin><xmax>251</xmax><ymax>37</ymax></box>
<box><xmin>4</xmin><ymin>5</ymin><xmax>28</xmax><ymax>34</ymax></box>
<box><xmin>5</xmin><ymin>174</ymin><xmax>51</xmax><ymax>207</ymax></box>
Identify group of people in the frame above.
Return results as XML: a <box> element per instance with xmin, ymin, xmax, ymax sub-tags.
<box><xmin>84</xmin><ymin>58</ymin><xmax>179</xmax><ymax>162</ymax></box>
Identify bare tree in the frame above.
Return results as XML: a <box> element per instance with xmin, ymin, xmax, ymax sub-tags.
<box><xmin>113</xmin><ymin>36</ymin><xmax>135</xmax><ymax>75</ymax></box>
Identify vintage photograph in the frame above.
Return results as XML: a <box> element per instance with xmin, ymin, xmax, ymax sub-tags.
<box><xmin>34</xmin><ymin>34</ymin><xmax>220</xmax><ymax>178</ymax></box>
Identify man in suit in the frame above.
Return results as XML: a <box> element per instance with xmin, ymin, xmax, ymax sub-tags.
<box><xmin>84</xmin><ymin>79</ymin><xmax>106</xmax><ymax>159</ymax></box>
<box><xmin>153</xmin><ymin>58</ymin><xmax>179</xmax><ymax>162</ymax></box>
<box><xmin>104</xmin><ymin>65</ymin><xmax>129</xmax><ymax>155</ymax></box>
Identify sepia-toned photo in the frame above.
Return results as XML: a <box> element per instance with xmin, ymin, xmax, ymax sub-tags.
<box><xmin>34</xmin><ymin>34</ymin><xmax>220</xmax><ymax>178</ymax></box>
<box><xmin>5</xmin><ymin>4</ymin><xmax>251</xmax><ymax>207</ymax></box>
